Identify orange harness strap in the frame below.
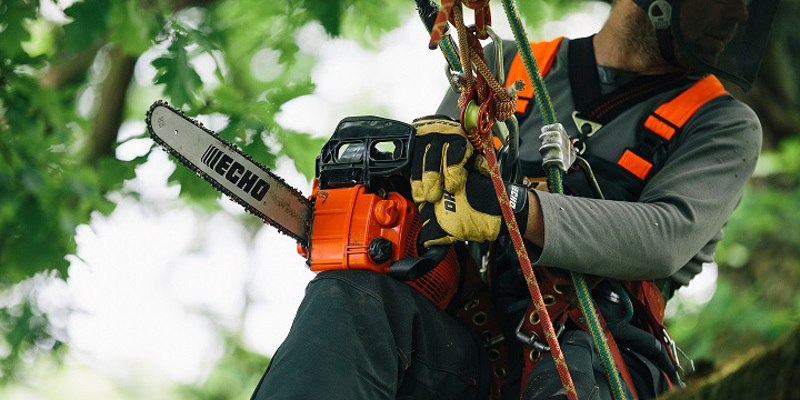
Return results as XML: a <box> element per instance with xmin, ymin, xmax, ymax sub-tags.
<box><xmin>618</xmin><ymin>75</ymin><xmax>728</xmax><ymax>179</ymax></box>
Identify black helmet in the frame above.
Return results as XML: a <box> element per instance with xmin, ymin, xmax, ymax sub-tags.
<box><xmin>632</xmin><ymin>0</ymin><xmax>780</xmax><ymax>91</ymax></box>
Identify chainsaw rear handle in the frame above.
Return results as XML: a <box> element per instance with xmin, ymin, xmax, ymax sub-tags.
<box><xmin>308</xmin><ymin>116</ymin><xmax>461</xmax><ymax>308</ymax></box>
<box><xmin>388</xmin><ymin>244</ymin><xmax>450</xmax><ymax>281</ymax></box>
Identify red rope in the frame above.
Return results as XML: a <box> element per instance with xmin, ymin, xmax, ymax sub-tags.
<box><xmin>429</xmin><ymin>2</ymin><xmax>578</xmax><ymax>398</ymax></box>
<box><xmin>478</xmin><ymin>138</ymin><xmax>578</xmax><ymax>400</ymax></box>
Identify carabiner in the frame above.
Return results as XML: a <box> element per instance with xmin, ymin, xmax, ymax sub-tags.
<box><xmin>485</xmin><ymin>26</ymin><xmax>505</xmax><ymax>87</ymax></box>
<box><xmin>445</xmin><ymin>63</ymin><xmax>464</xmax><ymax>93</ymax></box>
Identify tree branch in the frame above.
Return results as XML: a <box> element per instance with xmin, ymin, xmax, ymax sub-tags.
<box><xmin>86</xmin><ymin>46</ymin><xmax>138</xmax><ymax>166</ymax></box>
<box><xmin>39</xmin><ymin>46</ymin><xmax>101</xmax><ymax>89</ymax></box>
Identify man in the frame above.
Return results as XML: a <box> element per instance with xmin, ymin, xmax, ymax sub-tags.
<box><xmin>251</xmin><ymin>0</ymin><xmax>777</xmax><ymax>398</ymax></box>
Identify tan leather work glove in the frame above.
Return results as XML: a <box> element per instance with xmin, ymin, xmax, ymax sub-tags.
<box><xmin>419</xmin><ymin>170</ymin><xmax>530</xmax><ymax>248</ymax></box>
<box><xmin>411</xmin><ymin>116</ymin><xmax>480</xmax><ymax>204</ymax></box>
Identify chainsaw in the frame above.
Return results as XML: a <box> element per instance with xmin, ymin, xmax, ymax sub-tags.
<box><xmin>145</xmin><ymin>101</ymin><xmax>459</xmax><ymax>309</ymax></box>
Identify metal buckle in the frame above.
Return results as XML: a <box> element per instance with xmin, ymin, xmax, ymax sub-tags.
<box><xmin>515</xmin><ymin>316</ymin><xmax>565</xmax><ymax>352</ymax></box>
<box><xmin>571</xmin><ymin>111</ymin><xmax>603</xmax><ymax>139</ymax></box>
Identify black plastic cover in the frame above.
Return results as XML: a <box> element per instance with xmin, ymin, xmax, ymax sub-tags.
<box><xmin>316</xmin><ymin>116</ymin><xmax>416</xmax><ymax>190</ymax></box>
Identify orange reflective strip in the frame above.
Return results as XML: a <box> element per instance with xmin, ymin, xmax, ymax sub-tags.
<box><xmin>493</xmin><ymin>136</ymin><xmax>503</xmax><ymax>150</ymax></box>
<box><xmin>643</xmin><ymin>115</ymin><xmax>676</xmax><ymax>140</ymax></box>
<box><xmin>507</xmin><ymin>37</ymin><xmax>565</xmax><ymax>113</ymax></box>
<box><xmin>652</xmin><ymin>75</ymin><xmax>727</xmax><ymax>129</ymax></box>
<box><xmin>618</xmin><ymin>150</ymin><xmax>652</xmax><ymax>180</ymax></box>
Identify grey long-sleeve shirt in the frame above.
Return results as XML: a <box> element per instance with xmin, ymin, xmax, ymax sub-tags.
<box><xmin>437</xmin><ymin>38</ymin><xmax>761</xmax><ymax>286</ymax></box>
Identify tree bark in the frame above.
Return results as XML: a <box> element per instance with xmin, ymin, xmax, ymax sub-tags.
<box><xmin>40</xmin><ymin>46</ymin><xmax>100</xmax><ymax>89</ymax></box>
<box><xmin>661</xmin><ymin>325</ymin><xmax>800</xmax><ymax>400</ymax></box>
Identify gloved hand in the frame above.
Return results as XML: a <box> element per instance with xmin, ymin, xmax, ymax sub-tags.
<box><xmin>419</xmin><ymin>170</ymin><xmax>530</xmax><ymax>248</ymax></box>
<box><xmin>411</xmin><ymin>116</ymin><xmax>485</xmax><ymax>204</ymax></box>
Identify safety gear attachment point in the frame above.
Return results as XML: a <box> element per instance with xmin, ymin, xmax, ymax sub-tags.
<box><xmin>539</xmin><ymin>123</ymin><xmax>577</xmax><ymax>172</ymax></box>
<box><xmin>648</xmin><ymin>0</ymin><xmax>672</xmax><ymax>30</ymax></box>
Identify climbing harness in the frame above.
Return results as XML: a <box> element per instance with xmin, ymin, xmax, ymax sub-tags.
<box><xmin>505</xmin><ymin>35</ymin><xmax>732</xmax><ymax>390</ymax></box>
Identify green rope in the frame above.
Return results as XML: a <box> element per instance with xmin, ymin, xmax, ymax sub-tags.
<box><xmin>547</xmin><ymin>164</ymin><xmax>564</xmax><ymax>194</ymax></box>
<box><xmin>571</xmin><ymin>271</ymin><xmax>629</xmax><ymax>400</ymax></box>
<box><xmin>501</xmin><ymin>0</ymin><xmax>557</xmax><ymax>125</ymax></box>
<box><xmin>609</xmin><ymin>280</ymin><xmax>635</xmax><ymax>329</ymax></box>
<box><xmin>440</xmin><ymin>35</ymin><xmax>463</xmax><ymax>73</ymax></box>
<box><xmin>500</xmin><ymin>1</ymin><xmax>627</xmax><ymax>399</ymax></box>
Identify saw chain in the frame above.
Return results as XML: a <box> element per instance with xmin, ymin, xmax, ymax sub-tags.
<box><xmin>145</xmin><ymin>101</ymin><xmax>312</xmax><ymax>245</ymax></box>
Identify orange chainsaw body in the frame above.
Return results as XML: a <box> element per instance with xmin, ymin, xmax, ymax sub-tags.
<box><xmin>298</xmin><ymin>181</ymin><xmax>459</xmax><ymax>309</ymax></box>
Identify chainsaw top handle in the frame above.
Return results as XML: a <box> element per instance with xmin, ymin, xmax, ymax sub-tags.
<box><xmin>316</xmin><ymin>116</ymin><xmax>415</xmax><ymax>193</ymax></box>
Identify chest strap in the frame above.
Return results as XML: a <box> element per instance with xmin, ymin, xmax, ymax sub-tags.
<box><xmin>618</xmin><ymin>75</ymin><xmax>728</xmax><ymax>180</ymax></box>
<box><xmin>506</xmin><ymin>37</ymin><xmax>728</xmax><ymax>182</ymax></box>
<box><xmin>567</xmin><ymin>36</ymin><xmax>691</xmax><ymax>129</ymax></box>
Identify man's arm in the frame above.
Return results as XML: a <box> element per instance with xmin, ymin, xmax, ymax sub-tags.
<box><xmin>522</xmin><ymin>98</ymin><xmax>761</xmax><ymax>280</ymax></box>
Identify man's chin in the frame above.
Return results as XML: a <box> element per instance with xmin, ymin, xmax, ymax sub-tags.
<box><xmin>674</xmin><ymin>52</ymin><xmax>711</xmax><ymax>75</ymax></box>
<box><xmin>675</xmin><ymin>43</ymin><xmax>722</xmax><ymax>73</ymax></box>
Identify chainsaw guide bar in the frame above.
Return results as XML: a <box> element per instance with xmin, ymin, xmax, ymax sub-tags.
<box><xmin>145</xmin><ymin>101</ymin><xmax>312</xmax><ymax>245</ymax></box>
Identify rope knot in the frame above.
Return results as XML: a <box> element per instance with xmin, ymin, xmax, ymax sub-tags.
<box><xmin>494</xmin><ymin>91</ymin><xmax>517</xmax><ymax>122</ymax></box>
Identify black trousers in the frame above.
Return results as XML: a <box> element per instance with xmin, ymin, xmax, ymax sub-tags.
<box><xmin>250</xmin><ymin>270</ymin><xmax>666</xmax><ymax>400</ymax></box>
<box><xmin>251</xmin><ymin>270</ymin><xmax>486</xmax><ymax>400</ymax></box>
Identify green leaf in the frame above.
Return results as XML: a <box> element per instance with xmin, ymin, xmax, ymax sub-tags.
<box><xmin>62</xmin><ymin>0</ymin><xmax>111</xmax><ymax>52</ymax></box>
<box><xmin>278</xmin><ymin>130</ymin><xmax>325</xmax><ymax>180</ymax></box>
<box><xmin>168</xmin><ymin>157</ymin><xmax>222</xmax><ymax>205</ymax></box>
<box><xmin>108</xmin><ymin>0</ymin><xmax>160</xmax><ymax>56</ymax></box>
<box><xmin>268</xmin><ymin>80</ymin><xmax>315</xmax><ymax>108</ymax></box>
<box><xmin>0</xmin><ymin>0</ymin><xmax>37</xmax><ymax>60</ymax></box>
<box><xmin>0</xmin><ymin>195</ymin><xmax>71</xmax><ymax>283</ymax></box>
<box><xmin>340</xmin><ymin>0</ymin><xmax>407</xmax><ymax>47</ymax></box>
<box><xmin>240</xmin><ymin>137</ymin><xmax>277</xmax><ymax>171</ymax></box>
<box><xmin>301</xmin><ymin>0</ymin><xmax>343</xmax><ymax>36</ymax></box>
<box><xmin>97</xmin><ymin>155</ymin><xmax>143</xmax><ymax>192</ymax></box>
<box><xmin>152</xmin><ymin>35</ymin><xmax>203</xmax><ymax>109</ymax></box>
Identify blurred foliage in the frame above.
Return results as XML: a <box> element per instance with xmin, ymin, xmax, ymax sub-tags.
<box><xmin>668</xmin><ymin>280</ymin><xmax>799</xmax><ymax>362</ymax></box>
<box><xmin>662</xmin><ymin>324</ymin><xmax>800</xmax><ymax>400</ymax></box>
<box><xmin>0</xmin><ymin>0</ymin><xmax>411</xmax><ymax>385</ymax></box>
<box><xmin>178</xmin><ymin>337</ymin><xmax>270</xmax><ymax>400</ymax></box>
<box><xmin>0</xmin><ymin>273</ymin><xmax>68</xmax><ymax>384</ymax></box>
<box><xmin>515</xmin><ymin>0</ymin><xmax>584</xmax><ymax>29</ymax></box>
